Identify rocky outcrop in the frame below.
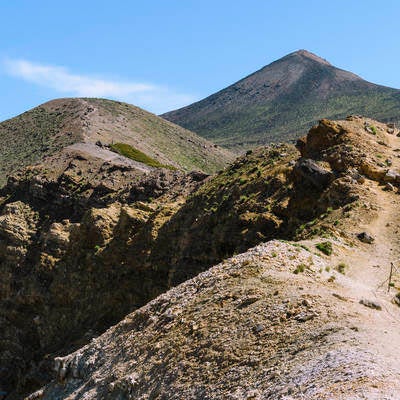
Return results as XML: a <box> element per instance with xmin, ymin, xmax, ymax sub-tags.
<box><xmin>41</xmin><ymin>220</ymin><xmax>77</xmax><ymax>259</ymax></box>
<box><xmin>0</xmin><ymin>201</ymin><xmax>38</xmax><ymax>265</ymax></box>
<box><xmin>293</xmin><ymin>158</ymin><xmax>334</xmax><ymax>189</ymax></box>
<box><xmin>297</xmin><ymin>117</ymin><xmax>400</xmax><ymax>189</ymax></box>
<box><xmin>297</xmin><ymin>118</ymin><xmax>348</xmax><ymax>159</ymax></box>
<box><xmin>2</xmin><ymin>146</ymin><xmax>190</xmax><ymax>221</ymax></box>
<box><xmin>0</xmin><ymin>157</ymin><xmax>206</xmax><ymax>397</ymax></box>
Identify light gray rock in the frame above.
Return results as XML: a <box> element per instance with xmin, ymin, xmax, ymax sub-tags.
<box><xmin>384</xmin><ymin>169</ymin><xmax>400</xmax><ymax>183</ymax></box>
<box><xmin>359</xmin><ymin>299</ymin><xmax>382</xmax><ymax>310</ymax></box>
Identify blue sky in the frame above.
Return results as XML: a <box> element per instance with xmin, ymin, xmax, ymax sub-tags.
<box><xmin>1</xmin><ymin>0</ymin><xmax>400</xmax><ymax>121</ymax></box>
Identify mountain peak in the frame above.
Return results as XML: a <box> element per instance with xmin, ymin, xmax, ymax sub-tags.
<box><xmin>162</xmin><ymin>51</ymin><xmax>400</xmax><ymax>150</ymax></box>
<box><xmin>284</xmin><ymin>49</ymin><xmax>332</xmax><ymax>66</ymax></box>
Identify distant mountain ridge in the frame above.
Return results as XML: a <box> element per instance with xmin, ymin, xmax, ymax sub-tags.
<box><xmin>0</xmin><ymin>98</ymin><xmax>234</xmax><ymax>185</ymax></box>
<box><xmin>162</xmin><ymin>50</ymin><xmax>400</xmax><ymax>150</ymax></box>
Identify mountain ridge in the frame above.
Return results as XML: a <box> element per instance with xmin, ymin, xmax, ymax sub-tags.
<box><xmin>0</xmin><ymin>97</ymin><xmax>234</xmax><ymax>185</ymax></box>
<box><xmin>162</xmin><ymin>50</ymin><xmax>400</xmax><ymax>150</ymax></box>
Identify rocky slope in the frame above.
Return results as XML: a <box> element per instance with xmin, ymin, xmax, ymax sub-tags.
<box><xmin>2</xmin><ymin>116</ymin><xmax>400</xmax><ymax>398</ymax></box>
<box><xmin>0</xmin><ymin>97</ymin><xmax>234</xmax><ymax>185</ymax></box>
<box><xmin>32</xmin><ymin>239</ymin><xmax>400</xmax><ymax>399</ymax></box>
<box><xmin>162</xmin><ymin>50</ymin><xmax>400</xmax><ymax>150</ymax></box>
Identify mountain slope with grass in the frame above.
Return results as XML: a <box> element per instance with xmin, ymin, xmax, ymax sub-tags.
<box><xmin>162</xmin><ymin>50</ymin><xmax>400</xmax><ymax>150</ymax></box>
<box><xmin>0</xmin><ymin>98</ymin><xmax>234</xmax><ymax>185</ymax></box>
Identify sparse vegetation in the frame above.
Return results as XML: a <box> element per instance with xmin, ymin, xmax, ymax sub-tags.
<box><xmin>293</xmin><ymin>263</ymin><xmax>307</xmax><ymax>274</ymax></box>
<box><xmin>316</xmin><ymin>241</ymin><xmax>333</xmax><ymax>255</ymax></box>
<box><xmin>289</xmin><ymin>242</ymin><xmax>311</xmax><ymax>252</ymax></box>
<box><xmin>0</xmin><ymin>105</ymin><xmax>80</xmax><ymax>185</ymax></box>
<box><xmin>336</xmin><ymin>262</ymin><xmax>347</xmax><ymax>274</ymax></box>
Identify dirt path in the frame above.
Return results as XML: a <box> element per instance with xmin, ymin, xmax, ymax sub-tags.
<box><xmin>342</xmin><ymin>184</ymin><xmax>400</xmax><ymax>291</ymax></box>
<box><xmin>66</xmin><ymin>142</ymin><xmax>154</xmax><ymax>173</ymax></box>
<box><xmin>295</xmin><ymin>129</ymin><xmax>400</xmax><ymax>396</ymax></box>
<box><xmin>345</xmin><ymin>184</ymin><xmax>400</xmax><ymax>366</ymax></box>
<box><xmin>327</xmin><ymin>142</ymin><xmax>400</xmax><ymax>390</ymax></box>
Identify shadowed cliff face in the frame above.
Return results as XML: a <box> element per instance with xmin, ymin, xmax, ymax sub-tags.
<box><xmin>162</xmin><ymin>50</ymin><xmax>400</xmax><ymax>150</ymax></box>
<box><xmin>1</xmin><ymin>116</ymin><xmax>400</xmax><ymax>398</ymax></box>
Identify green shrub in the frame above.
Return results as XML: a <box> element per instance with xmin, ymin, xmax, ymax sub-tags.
<box><xmin>316</xmin><ymin>241</ymin><xmax>333</xmax><ymax>256</ymax></box>
<box><xmin>336</xmin><ymin>262</ymin><xmax>347</xmax><ymax>274</ymax></box>
<box><xmin>293</xmin><ymin>263</ymin><xmax>307</xmax><ymax>274</ymax></box>
<box><xmin>110</xmin><ymin>143</ymin><xmax>176</xmax><ymax>169</ymax></box>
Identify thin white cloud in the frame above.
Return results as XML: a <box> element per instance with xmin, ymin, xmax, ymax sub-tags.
<box><xmin>2</xmin><ymin>58</ymin><xmax>196</xmax><ymax>113</ymax></box>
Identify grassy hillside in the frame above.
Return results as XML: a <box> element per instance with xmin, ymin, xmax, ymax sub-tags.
<box><xmin>189</xmin><ymin>89</ymin><xmax>400</xmax><ymax>149</ymax></box>
<box><xmin>0</xmin><ymin>98</ymin><xmax>234</xmax><ymax>185</ymax></box>
<box><xmin>0</xmin><ymin>102</ymin><xmax>83</xmax><ymax>183</ymax></box>
<box><xmin>82</xmin><ymin>98</ymin><xmax>234</xmax><ymax>172</ymax></box>
<box><xmin>162</xmin><ymin>50</ymin><xmax>400</xmax><ymax>150</ymax></box>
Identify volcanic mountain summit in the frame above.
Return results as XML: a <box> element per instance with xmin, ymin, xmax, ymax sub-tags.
<box><xmin>162</xmin><ymin>50</ymin><xmax>400</xmax><ymax>150</ymax></box>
